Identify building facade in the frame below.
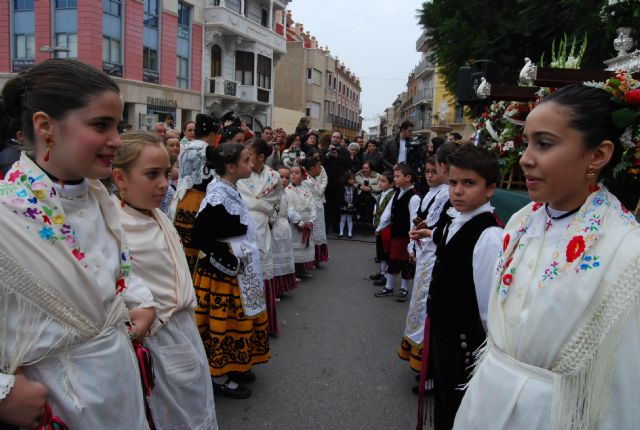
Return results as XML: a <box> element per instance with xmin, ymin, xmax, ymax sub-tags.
<box><xmin>1</xmin><ymin>0</ymin><xmax>290</xmax><ymax>133</ymax></box>
<box><xmin>1</xmin><ymin>0</ymin><xmax>207</xmax><ymax>130</ymax></box>
<box><xmin>202</xmin><ymin>0</ymin><xmax>289</xmax><ymax>131</ymax></box>
<box><xmin>273</xmin><ymin>12</ymin><xmax>362</xmax><ymax>138</ymax></box>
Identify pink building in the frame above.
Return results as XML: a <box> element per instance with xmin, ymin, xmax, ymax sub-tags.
<box><xmin>0</xmin><ymin>0</ymin><xmax>204</xmax><ymax>129</ymax></box>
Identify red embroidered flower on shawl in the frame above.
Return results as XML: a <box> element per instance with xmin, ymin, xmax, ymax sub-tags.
<box><xmin>566</xmin><ymin>236</ymin><xmax>586</xmax><ymax>263</ymax></box>
<box><xmin>532</xmin><ymin>202</ymin><xmax>544</xmax><ymax>211</ymax></box>
<box><xmin>502</xmin><ymin>274</ymin><xmax>513</xmax><ymax>286</ymax></box>
<box><xmin>72</xmin><ymin>248</ymin><xmax>85</xmax><ymax>261</ymax></box>
<box><xmin>116</xmin><ymin>278</ymin><xmax>127</xmax><ymax>295</ymax></box>
<box><xmin>503</xmin><ymin>234</ymin><xmax>511</xmax><ymax>252</ymax></box>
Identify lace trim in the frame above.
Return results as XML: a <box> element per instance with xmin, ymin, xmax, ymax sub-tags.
<box><xmin>552</xmin><ymin>256</ymin><xmax>640</xmax><ymax>375</ymax></box>
<box><xmin>200</xmin><ymin>181</ymin><xmax>251</xmax><ymax>227</ymax></box>
<box><xmin>177</xmin><ymin>141</ymin><xmax>213</xmax><ymax>193</ymax></box>
<box><xmin>0</xmin><ymin>373</ymin><xmax>15</xmax><ymax>401</ymax></box>
<box><xmin>0</xmin><ymin>252</ymin><xmax>99</xmax><ymax>339</ymax></box>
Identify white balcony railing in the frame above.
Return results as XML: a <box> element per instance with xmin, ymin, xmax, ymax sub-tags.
<box><xmin>413</xmin><ymin>59</ymin><xmax>435</xmax><ymax>78</ymax></box>
<box><xmin>209</xmin><ymin>77</ymin><xmax>239</xmax><ymax>97</ymax></box>
<box><xmin>205</xmin><ymin>2</ymin><xmax>286</xmax><ymax>54</ymax></box>
<box><xmin>412</xmin><ymin>88</ymin><xmax>434</xmax><ymax>105</ymax></box>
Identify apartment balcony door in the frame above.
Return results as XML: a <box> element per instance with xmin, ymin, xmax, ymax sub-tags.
<box><xmin>211</xmin><ymin>45</ymin><xmax>222</xmax><ymax>77</ymax></box>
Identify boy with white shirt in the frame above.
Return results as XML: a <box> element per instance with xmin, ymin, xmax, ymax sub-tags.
<box><xmin>426</xmin><ymin>144</ymin><xmax>503</xmax><ymax>430</ymax></box>
<box><xmin>374</xmin><ymin>165</ymin><xmax>421</xmax><ymax>301</ymax></box>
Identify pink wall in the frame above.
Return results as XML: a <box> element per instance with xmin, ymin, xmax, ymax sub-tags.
<box><xmin>160</xmin><ymin>11</ymin><xmax>177</xmax><ymax>87</ymax></box>
<box><xmin>34</xmin><ymin>1</ymin><xmax>52</xmax><ymax>63</ymax></box>
<box><xmin>124</xmin><ymin>0</ymin><xmax>144</xmax><ymax>81</ymax></box>
<box><xmin>0</xmin><ymin>2</ymin><xmax>10</xmax><ymax>72</ymax></box>
<box><xmin>191</xmin><ymin>22</ymin><xmax>202</xmax><ymax>92</ymax></box>
<box><xmin>77</xmin><ymin>0</ymin><xmax>102</xmax><ymax>68</ymax></box>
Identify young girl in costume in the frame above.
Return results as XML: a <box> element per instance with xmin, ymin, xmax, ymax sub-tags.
<box><xmin>272</xmin><ymin>166</ymin><xmax>297</xmax><ymax>294</ymax></box>
<box><xmin>303</xmin><ymin>157</ymin><xmax>329</xmax><ymax>264</ymax></box>
<box><xmin>370</xmin><ymin>171</ymin><xmax>395</xmax><ymax>285</ymax></box>
<box><xmin>238</xmin><ymin>139</ymin><xmax>282</xmax><ymax>337</ymax></box>
<box><xmin>174</xmin><ymin>113</ymin><xmax>220</xmax><ymax>272</ymax></box>
<box><xmin>112</xmin><ymin>131</ymin><xmax>217</xmax><ymax>429</ymax></box>
<box><xmin>285</xmin><ymin>165</ymin><xmax>316</xmax><ymax>279</ymax></box>
<box><xmin>337</xmin><ymin>171</ymin><xmax>358</xmax><ymax>239</ymax></box>
<box><xmin>0</xmin><ymin>59</ymin><xmax>155</xmax><ymax>429</ymax></box>
<box><xmin>454</xmin><ymin>83</ymin><xmax>640</xmax><ymax>429</ymax></box>
<box><xmin>191</xmin><ymin>143</ymin><xmax>270</xmax><ymax>400</ymax></box>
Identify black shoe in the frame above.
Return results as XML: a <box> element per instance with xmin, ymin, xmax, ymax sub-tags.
<box><xmin>228</xmin><ymin>370</ymin><xmax>256</xmax><ymax>384</ymax></box>
<box><xmin>396</xmin><ymin>290</ymin><xmax>408</xmax><ymax>302</ymax></box>
<box><xmin>347</xmin><ymin>234</ymin><xmax>353</xmax><ymax>239</ymax></box>
<box><xmin>374</xmin><ymin>288</ymin><xmax>394</xmax><ymax>297</ymax></box>
<box><xmin>337</xmin><ymin>234</ymin><xmax>344</xmax><ymax>238</ymax></box>
<box><xmin>297</xmin><ymin>271</ymin><xmax>313</xmax><ymax>279</ymax></box>
<box><xmin>369</xmin><ymin>273</ymin><xmax>384</xmax><ymax>281</ymax></box>
<box><xmin>213</xmin><ymin>379</ymin><xmax>252</xmax><ymax>399</ymax></box>
<box><xmin>373</xmin><ymin>277</ymin><xmax>387</xmax><ymax>286</ymax></box>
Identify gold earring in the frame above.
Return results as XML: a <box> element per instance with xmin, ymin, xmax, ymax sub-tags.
<box><xmin>587</xmin><ymin>166</ymin><xmax>598</xmax><ymax>193</ymax></box>
<box><xmin>44</xmin><ymin>136</ymin><xmax>53</xmax><ymax>162</ymax></box>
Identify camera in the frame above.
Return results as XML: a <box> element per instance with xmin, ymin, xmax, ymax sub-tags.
<box><xmin>364</xmin><ymin>179</ymin><xmax>369</xmax><ymax>186</ymax></box>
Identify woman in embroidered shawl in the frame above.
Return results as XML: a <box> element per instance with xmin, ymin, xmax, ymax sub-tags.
<box><xmin>192</xmin><ymin>143</ymin><xmax>270</xmax><ymax>400</ymax></box>
<box><xmin>0</xmin><ymin>59</ymin><xmax>156</xmax><ymax>429</ymax></box>
<box><xmin>111</xmin><ymin>131</ymin><xmax>217</xmax><ymax>429</ymax></box>
<box><xmin>173</xmin><ymin>113</ymin><xmax>220</xmax><ymax>272</ymax></box>
<box><xmin>303</xmin><ymin>157</ymin><xmax>330</xmax><ymax>265</ymax></box>
<box><xmin>453</xmin><ymin>84</ymin><xmax>640</xmax><ymax>430</ymax></box>
<box><xmin>237</xmin><ymin>139</ymin><xmax>282</xmax><ymax>336</ymax></box>
<box><xmin>285</xmin><ymin>165</ymin><xmax>317</xmax><ymax>278</ymax></box>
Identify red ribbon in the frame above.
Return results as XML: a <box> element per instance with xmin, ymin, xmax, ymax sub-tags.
<box><xmin>415</xmin><ymin>316</ymin><xmax>431</xmax><ymax>430</ymax></box>
<box><xmin>132</xmin><ymin>340</ymin><xmax>156</xmax><ymax>428</ymax></box>
<box><xmin>40</xmin><ymin>402</ymin><xmax>70</xmax><ymax>430</ymax></box>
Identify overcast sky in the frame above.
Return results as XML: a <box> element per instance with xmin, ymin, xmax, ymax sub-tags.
<box><xmin>287</xmin><ymin>0</ymin><xmax>424</xmax><ymax>130</ymax></box>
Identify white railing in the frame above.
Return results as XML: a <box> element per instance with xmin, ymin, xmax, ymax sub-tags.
<box><xmin>208</xmin><ymin>77</ymin><xmax>239</xmax><ymax>97</ymax></box>
<box><xmin>412</xmin><ymin>88</ymin><xmax>434</xmax><ymax>105</ymax></box>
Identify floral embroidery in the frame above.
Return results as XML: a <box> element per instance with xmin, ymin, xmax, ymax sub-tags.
<box><xmin>577</xmin><ymin>254</ymin><xmax>600</xmax><ymax>272</ymax></box>
<box><xmin>72</xmin><ymin>248</ymin><xmax>85</xmax><ymax>261</ymax></box>
<box><xmin>502</xmin><ymin>273</ymin><xmax>513</xmax><ymax>286</ymax></box>
<box><xmin>566</xmin><ymin>236</ymin><xmax>586</xmax><ymax>263</ymax></box>
<box><xmin>542</xmin><ymin>261</ymin><xmax>560</xmax><ymax>281</ymax></box>
<box><xmin>39</xmin><ymin>226</ymin><xmax>55</xmax><ymax>240</ymax></box>
<box><xmin>532</xmin><ymin>202</ymin><xmax>544</xmax><ymax>211</ymax></box>
<box><xmin>23</xmin><ymin>207</ymin><xmax>38</xmax><ymax>219</ymax></box>
<box><xmin>502</xmin><ymin>233</ymin><xmax>511</xmax><ymax>252</ymax></box>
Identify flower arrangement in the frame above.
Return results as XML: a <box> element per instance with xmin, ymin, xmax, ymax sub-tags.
<box><xmin>585</xmin><ymin>71</ymin><xmax>640</xmax><ymax>186</ymax></box>
<box><xmin>474</xmin><ymin>101</ymin><xmax>532</xmax><ymax>177</ymax></box>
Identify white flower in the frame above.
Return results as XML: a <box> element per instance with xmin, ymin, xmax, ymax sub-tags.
<box><xmin>620</xmin><ymin>127</ymin><xmax>636</xmax><ymax>149</ymax></box>
<box><xmin>565</xmin><ymin>56</ymin><xmax>579</xmax><ymax>69</ymax></box>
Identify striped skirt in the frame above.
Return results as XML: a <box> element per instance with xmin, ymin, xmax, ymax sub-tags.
<box><xmin>193</xmin><ymin>267</ymin><xmax>271</xmax><ymax>377</ymax></box>
<box><xmin>174</xmin><ymin>188</ymin><xmax>205</xmax><ymax>274</ymax></box>
<box><xmin>264</xmin><ymin>278</ymin><xmax>279</xmax><ymax>337</ymax></box>
<box><xmin>273</xmin><ymin>273</ymin><xmax>297</xmax><ymax>296</ymax></box>
<box><xmin>398</xmin><ymin>336</ymin><xmax>423</xmax><ymax>372</ymax></box>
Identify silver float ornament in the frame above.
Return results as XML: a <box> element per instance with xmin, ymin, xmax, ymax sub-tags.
<box><xmin>614</xmin><ymin>27</ymin><xmax>634</xmax><ymax>56</ymax></box>
<box><xmin>476</xmin><ymin>77</ymin><xmax>491</xmax><ymax>98</ymax></box>
<box><xmin>519</xmin><ymin>57</ymin><xmax>537</xmax><ymax>86</ymax></box>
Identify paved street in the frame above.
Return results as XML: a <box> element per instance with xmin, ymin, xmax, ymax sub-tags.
<box><xmin>216</xmin><ymin>234</ymin><xmax>419</xmax><ymax>429</ymax></box>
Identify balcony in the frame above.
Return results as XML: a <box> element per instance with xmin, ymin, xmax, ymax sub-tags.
<box><xmin>412</xmin><ymin>88</ymin><xmax>434</xmax><ymax>106</ymax></box>
<box><xmin>413</xmin><ymin>59</ymin><xmax>435</xmax><ymax>79</ymax></box>
<box><xmin>414</xmin><ymin>117</ymin><xmax>433</xmax><ymax>131</ymax></box>
<box><xmin>205</xmin><ymin>2</ymin><xmax>287</xmax><ymax>55</ymax></box>
<box><xmin>416</xmin><ymin>31</ymin><xmax>430</xmax><ymax>52</ymax></box>
<box><xmin>232</xmin><ymin>85</ymin><xmax>272</xmax><ymax>104</ymax></box>
<box><xmin>209</xmin><ymin>77</ymin><xmax>239</xmax><ymax>98</ymax></box>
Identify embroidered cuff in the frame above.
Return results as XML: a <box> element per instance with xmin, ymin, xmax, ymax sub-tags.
<box><xmin>0</xmin><ymin>373</ymin><xmax>16</xmax><ymax>402</ymax></box>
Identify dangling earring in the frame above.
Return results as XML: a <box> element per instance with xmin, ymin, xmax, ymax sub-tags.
<box><xmin>44</xmin><ymin>136</ymin><xmax>53</xmax><ymax>162</ymax></box>
<box><xmin>119</xmin><ymin>189</ymin><xmax>126</xmax><ymax>208</ymax></box>
<box><xmin>587</xmin><ymin>166</ymin><xmax>599</xmax><ymax>193</ymax></box>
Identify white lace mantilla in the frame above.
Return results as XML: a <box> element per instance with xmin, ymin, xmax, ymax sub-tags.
<box><xmin>199</xmin><ymin>180</ymin><xmax>252</xmax><ymax>229</ymax></box>
<box><xmin>177</xmin><ymin>140</ymin><xmax>214</xmax><ymax>197</ymax></box>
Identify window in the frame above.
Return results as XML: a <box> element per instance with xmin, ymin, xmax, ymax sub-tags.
<box><xmin>211</xmin><ymin>45</ymin><xmax>222</xmax><ymax>77</ymax></box>
<box><xmin>144</xmin><ymin>0</ymin><xmax>159</xmax><ymax>28</ymax></box>
<box><xmin>14</xmin><ymin>34</ymin><xmax>35</xmax><ymax>59</ymax></box>
<box><xmin>306</xmin><ymin>68</ymin><xmax>321</xmax><ymax>86</ymax></box>
<box><xmin>226</xmin><ymin>0</ymin><xmax>241</xmax><ymax>14</ymax></box>
<box><xmin>103</xmin><ymin>0</ymin><xmax>121</xmax><ymax>16</ymax></box>
<box><xmin>13</xmin><ymin>0</ymin><xmax>34</xmax><ymax>10</ymax></box>
<box><xmin>260</xmin><ymin>8</ymin><xmax>268</xmax><ymax>27</ymax></box>
<box><xmin>54</xmin><ymin>33</ymin><xmax>77</xmax><ymax>58</ymax></box>
<box><xmin>178</xmin><ymin>3</ymin><xmax>190</xmax><ymax>39</ymax></box>
<box><xmin>102</xmin><ymin>36</ymin><xmax>120</xmax><ymax>63</ymax></box>
<box><xmin>55</xmin><ymin>0</ymin><xmax>77</xmax><ymax>8</ymax></box>
<box><xmin>235</xmin><ymin>51</ymin><xmax>254</xmax><ymax>85</ymax></box>
<box><xmin>257</xmin><ymin>55</ymin><xmax>271</xmax><ymax>89</ymax></box>
<box><xmin>143</xmin><ymin>47</ymin><xmax>158</xmax><ymax>71</ymax></box>
<box><xmin>177</xmin><ymin>55</ymin><xmax>189</xmax><ymax>89</ymax></box>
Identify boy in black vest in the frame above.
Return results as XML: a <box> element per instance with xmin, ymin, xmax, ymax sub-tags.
<box><xmin>426</xmin><ymin>144</ymin><xmax>503</xmax><ymax>429</ymax></box>
<box><xmin>374</xmin><ymin>165</ymin><xmax>420</xmax><ymax>301</ymax></box>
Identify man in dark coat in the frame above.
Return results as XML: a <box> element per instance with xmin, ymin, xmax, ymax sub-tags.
<box><xmin>322</xmin><ymin>131</ymin><xmax>351</xmax><ymax>233</ymax></box>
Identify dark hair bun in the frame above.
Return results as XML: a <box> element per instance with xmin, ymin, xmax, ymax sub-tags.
<box><xmin>1</xmin><ymin>77</ymin><xmax>26</xmax><ymax>120</ymax></box>
<box><xmin>205</xmin><ymin>142</ymin><xmax>245</xmax><ymax>176</ymax></box>
<box><xmin>195</xmin><ymin>113</ymin><xmax>220</xmax><ymax>138</ymax></box>
<box><xmin>250</xmin><ymin>138</ymin><xmax>272</xmax><ymax>158</ymax></box>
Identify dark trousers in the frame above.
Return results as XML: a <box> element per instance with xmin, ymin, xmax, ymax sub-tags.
<box><xmin>324</xmin><ymin>185</ymin><xmax>340</xmax><ymax>233</ymax></box>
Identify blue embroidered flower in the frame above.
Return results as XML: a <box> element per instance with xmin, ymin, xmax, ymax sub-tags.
<box><xmin>584</xmin><ymin>255</ymin><xmax>592</xmax><ymax>261</ymax></box>
<box><xmin>580</xmin><ymin>263</ymin><xmax>589</xmax><ymax>270</ymax></box>
<box><xmin>28</xmin><ymin>197</ymin><xmax>37</xmax><ymax>204</ymax></box>
<box><xmin>38</xmin><ymin>226</ymin><xmax>54</xmax><ymax>240</ymax></box>
<box><xmin>593</xmin><ymin>261</ymin><xmax>600</xmax><ymax>267</ymax></box>
<box><xmin>593</xmin><ymin>196</ymin><xmax>604</xmax><ymax>206</ymax></box>
<box><xmin>16</xmin><ymin>189</ymin><xmax>27</xmax><ymax>198</ymax></box>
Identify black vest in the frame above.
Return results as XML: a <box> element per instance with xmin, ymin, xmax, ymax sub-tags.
<box><xmin>390</xmin><ymin>188</ymin><xmax>415</xmax><ymax>238</ymax></box>
<box><xmin>427</xmin><ymin>211</ymin><xmax>499</xmax><ymax>336</ymax></box>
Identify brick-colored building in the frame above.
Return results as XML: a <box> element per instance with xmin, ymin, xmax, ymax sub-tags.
<box><xmin>1</xmin><ymin>0</ymin><xmax>204</xmax><ymax>129</ymax></box>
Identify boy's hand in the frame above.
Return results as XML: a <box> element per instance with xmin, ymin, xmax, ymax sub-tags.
<box><xmin>0</xmin><ymin>373</ymin><xmax>48</xmax><ymax>429</ymax></box>
<box><xmin>409</xmin><ymin>228</ymin><xmax>432</xmax><ymax>240</ymax></box>
<box><xmin>128</xmin><ymin>307</ymin><xmax>156</xmax><ymax>341</ymax></box>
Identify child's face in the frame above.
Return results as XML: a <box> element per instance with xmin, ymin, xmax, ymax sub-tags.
<box><xmin>378</xmin><ymin>176</ymin><xmax>392</xmax><ymax>191</ymax></box>
<box><xmin>448</xmin><ymin>165</ymin><xmax>496</xmax><ymax>213</ymax></box>
<box><xmin>425</xmin><ymin>162</ymin><xmax>443</xmax><ymax>188</ymax></box>
<box><xmin>113</xmin><ymin>145</ymin><xmax>170</xmax><ymax>211</ymax></box>
<box><xmin>393</xmin><ymin>171</ymin><xmax>411</xmax><ymax>188</ymax></box>
<box><xmin>278</xmin><ymin>168</ymin><xmax>290</xmax><ymax>188</ymax></box>
<box><xmin>347</xmin><ymin>177</ymin><xmax>355</xmax><ymax>186</ymax></box>
<box><xmin>308</xmin><ymin>163</ymin><xmax>321</xmax><ymax>177</ymax></box>
<box><xmin>170</xmin><ymin>161</ymin><xmax>179</xmax><ymax>180</ymax></box>
<box><xmin>289</xmin><ymin>167</ymin><xmax>302</xmax><ymax>185</ymax></box>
